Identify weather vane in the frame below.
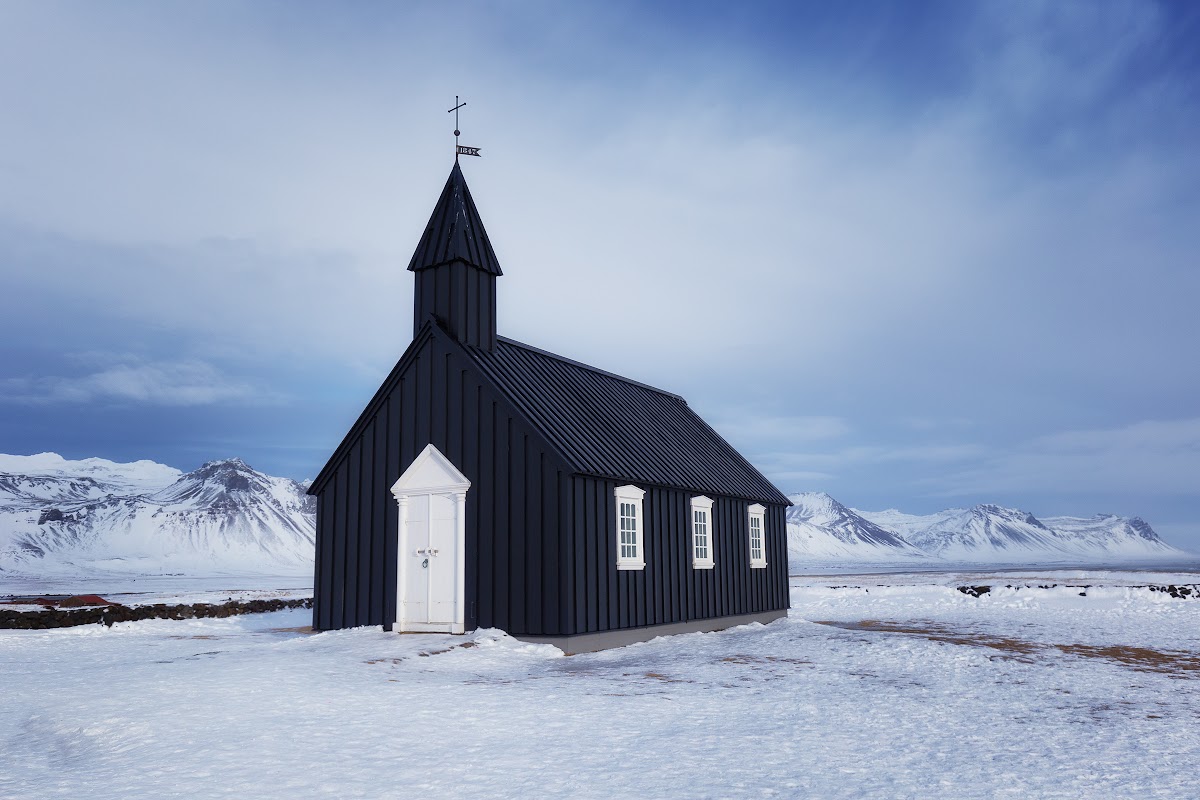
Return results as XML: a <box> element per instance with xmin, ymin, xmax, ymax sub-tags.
<box><xmin>449</xmin><ymin>96</ymin><xmax>481</xmax><ymax>158</ymax></box>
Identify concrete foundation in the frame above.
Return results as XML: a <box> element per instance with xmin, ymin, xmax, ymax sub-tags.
<box><xmin>515</xmin><ymin>609</ymin><xmax>789</xmax><ymax>654</ymax></box>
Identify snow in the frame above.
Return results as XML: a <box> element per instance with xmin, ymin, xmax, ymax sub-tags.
<box><xmin>854</xmin><ymin>504</ymin><xmax>1190</xmax><ymax>563</ymax></box>
<box><xmin>0</xmin><ymin>455</ymin><xmax>314</xmax><ymax>578</ymax></box>
<box><xmin>0</xmin><ymin>453</ymin><xmax>181</xmax><ymax>496</ymax></box>
<box><xmin>787</xmin><ymin>492</ymin><xmax>932</xmax><ymax>563</ymax></box>
<box><xmin>3</xmin><ymin>569</ymin><xmax>1197</xmax><ymax>798</ymax></box>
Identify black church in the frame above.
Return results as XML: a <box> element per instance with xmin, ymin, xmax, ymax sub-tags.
<box><xmin>309</xmin><ymin>159</ymin><xmax>791</xmax><ymax>653</ymax></box>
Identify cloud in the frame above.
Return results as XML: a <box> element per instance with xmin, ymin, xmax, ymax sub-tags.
<box><xmin>0</xmin><ymin>358</ymin><xmax>276</xmax><ymax>407</ymax></box>
<box><xmin>0</xmin><ymin>0</ymin><xmax>1196</xmax><ymax>529</ymax></box>
<box><xmin>932</xmin><ymin>418</ymin><xmax>1200</xmax><ymax>497</ymax></box>
<box><xmin>752</xmin><ymin>442</ymin><xmax>986</xmax><ymax>491</ymax></box>
<box><xmin>713</xmin><ymin>414</ymin><xmax>852</xmax><ymax>445</ymax></box>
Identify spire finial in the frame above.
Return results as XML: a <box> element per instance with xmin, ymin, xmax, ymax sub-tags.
<box><xmin>448</xmin><ymin>95</ymin><xmax>482</xmax><ymax>159</ymax></box>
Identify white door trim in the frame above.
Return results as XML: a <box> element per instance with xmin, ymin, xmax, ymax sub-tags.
<box><xmin>390</xmin><ymin>444</ymin><xmax>470</xmax><ymax>634</ymax></box>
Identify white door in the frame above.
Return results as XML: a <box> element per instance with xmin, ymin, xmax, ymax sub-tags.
<box><xmin>391</xmin><ymin>444</ymin><xmax>470</xmax><ymax>634</ymax></box>
<box><xmin>402</xmin><ymin>493</ymin><xmax>458</xmax><ymax>626</ymax></box>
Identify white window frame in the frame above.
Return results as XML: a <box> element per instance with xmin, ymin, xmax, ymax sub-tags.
<box><xmin>690</xmin><ymin>495</ymin><xmax>715</xmax><ymax>569</ymax></box>
<box><xmin>615</xmin><ymin>484</ymin><xmax>646</xmax><ymax>570</ymax></box>
<box><xmin>748</xmin><ymin>503</ymin><xmax>767</xmax><ymax>569</ymax></box>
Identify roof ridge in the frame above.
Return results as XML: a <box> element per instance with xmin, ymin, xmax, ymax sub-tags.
<box><xmin>493</xmin><ymin>336</ymin><xmax>685</xmax><ymax>401</ymax></box>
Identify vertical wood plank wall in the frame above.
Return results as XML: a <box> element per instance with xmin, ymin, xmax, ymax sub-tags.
<box><xmin>312</xmin><ymin>331</ymin><xmax>568</xmax><ymax>634</ymax></box>
<box><xmin>413</xmin><ymin>263</ymin><xmax>497</xmax><ymax>350</ymax></box>
<box><xmin>568</xmin><ymin>476</ymin><xmax>789</xmax><ymax>635</ymax></box>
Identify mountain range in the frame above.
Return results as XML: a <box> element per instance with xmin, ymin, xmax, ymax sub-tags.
<box><xmin>790</xmin><ymin>491</ymin><xmax>1187</xmax><ymax>565</ymax></box>
<box><xmin>0</xmin><ymin>453</ymin><xmax>314</xmax><ymax>577</ymax></box>
<box><xmin>0</xmin><ymin>454</ymin><xmax>1190</xmax><ymax>579</ymax></box>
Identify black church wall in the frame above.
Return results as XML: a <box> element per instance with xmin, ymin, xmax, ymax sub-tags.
<box><xmin>413</xmin><ymin>262</ymin><xmax>497</xmax><ymax>350</ymax></box>
<box><xmin>311</xmin><ymin>325</ymin><xmax>570</xmax><ymax>635</ymax></box>
<box><xmin>566</xmin><ymin>475</ymin><xmax>789</xmax><ymax>636</ymax></box>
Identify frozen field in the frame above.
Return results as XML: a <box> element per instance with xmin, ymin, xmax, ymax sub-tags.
<box><xmin>2</xmin><ymin>570</ymin><xmax>1198</xmax><ymax>799</ymax></box>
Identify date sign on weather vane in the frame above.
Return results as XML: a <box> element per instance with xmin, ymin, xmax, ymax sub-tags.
<box><xmin>456</xmin><ymin>145</ymin><xmax>482</xmax><ymax>157</ymax></box>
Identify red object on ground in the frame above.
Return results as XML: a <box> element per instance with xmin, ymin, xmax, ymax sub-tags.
<box><xmin>57</xmin><ymin>595</ymin><xmax>114</xmax><ymax>608</ymax></box>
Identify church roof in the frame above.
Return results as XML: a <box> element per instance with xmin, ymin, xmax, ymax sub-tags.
<box><xmin>407</xmin><ymin>161</ymin><xmax>503</xmax><ymax>275</ymax></box>
<box><xmin>462</xmin><ymin>336</ymin><xmax>791</xmax><ymax>506</ymax></box>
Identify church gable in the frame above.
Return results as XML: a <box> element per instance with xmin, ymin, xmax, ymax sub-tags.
<box><xmin>310</xmin><ymin>318</ymin><xmax>574</xmax><ymax>634</ymax></box>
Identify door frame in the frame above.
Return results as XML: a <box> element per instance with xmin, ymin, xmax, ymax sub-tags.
<box><xmin>390</xmin><ymin>444</ymin><xmax>470</xmax><ymax>634</ymax></box>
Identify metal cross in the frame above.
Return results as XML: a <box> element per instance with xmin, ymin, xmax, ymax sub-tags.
<box><xmin>447</xmin><ymin>96</ymin><xmax>482</xmax><ymax>158</ymax></box>
<box><xmin>448</xmin><ymin>96</ymin><xmax>466</xmax><ymax>150</ymax></box>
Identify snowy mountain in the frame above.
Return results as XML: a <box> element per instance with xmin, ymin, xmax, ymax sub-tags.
<box><xmin>786</xmin><ymin>492</ymin><xmax>931</xmax><ymax>563</ymax></box>
<box><xmin>1040</xmin><ymin>513</ymin><xmax>1182</xmax><ymax>559</ymax></box>
<box><xmin>0</xmin><ymin>452</ymin><xmax>182</xmax><ymax>505</ymax></box>
<box><xmin>855</xmin><ymin>504</ymin><xmax>1186</xmax><ymax>563</ymax></box>
<box><xmin>0</xmin><ymin>454</ymin><xmax>314</xmax><ymax>577</ymax></box>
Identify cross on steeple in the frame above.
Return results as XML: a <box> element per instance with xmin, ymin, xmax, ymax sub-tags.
<box><xmin>448</xmin><ymin>95</ymin><xmax>481</xmax><ymax>159</ymax></box>
<box><xmin>449</xmin><ymin>96</ymin><xmax>466</xmax><ymax>149</ymax></box>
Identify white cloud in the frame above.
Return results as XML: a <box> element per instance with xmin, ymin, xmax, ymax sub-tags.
<box><xmin>0</xmin><ymin>358</ymin><xmax>276</xmax><ymax>407</ymax></box>
<box><xmin>933</xmin><ymin>418</ymin><xmax>1200</xmax><ymax>497</ymax></box>
<box><xmin>713</xmin><ymin>414</ymin><xmax>852</xmax><ymax>445</ymax></box>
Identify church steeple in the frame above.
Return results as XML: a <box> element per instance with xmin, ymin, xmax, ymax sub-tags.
<box><xmin>408</xmin><ymin>161</ymin><xmax>501</xmax><ymax>350</ymax></box>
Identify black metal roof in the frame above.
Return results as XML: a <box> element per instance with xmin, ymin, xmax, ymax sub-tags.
<box><xmin>462</xmin><ymin>336</ymin><xmax>791</xmax><ymax>506</ymax></box>
<box><xmin>406</xmin><ymin>161</ymin><xmax>503</xmax><ymax>276</ymax></box>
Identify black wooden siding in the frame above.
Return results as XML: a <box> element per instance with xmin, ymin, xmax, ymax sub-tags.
<box><xmin>312</xmin><ymin>322</ymin><xmax>571</xmax><ymax>634</ymax></box>
<box><xmin>565</xmin><ymin>476</ymin><xmax>788</xmax><ymax>635</ymax></box>
<box><xmin>413</xmin><ymin>262</ymin><xmax>496</xmax><ymax>350</ymax></box>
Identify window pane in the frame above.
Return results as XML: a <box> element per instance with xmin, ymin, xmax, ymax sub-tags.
<box><xmin>619</xmin><ymin>497</ymin><xmax>639</xmax><ymax>561</ymax></box>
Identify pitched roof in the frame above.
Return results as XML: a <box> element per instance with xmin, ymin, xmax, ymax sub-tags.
<box><xmin>461</xmin><ymin>337</ymin><xmax>791</xmax><ymax>506</ymax></box>
<box><xmin>407</xmin><ymin>161</ymin><xmax>503</xmax><ymax>276</ymax></box>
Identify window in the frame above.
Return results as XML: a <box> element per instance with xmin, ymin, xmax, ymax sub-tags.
<box><xmin>748</xmin><ymin>503</ymin><xmax>766</xmax><ymax>568</ymax></box>
<box><xmin>690</xmin><ymin>495</ymin><xmax>715</xmax><ymax>569</ymax></box>
<box><xmin>614</xmin><ymin>485</ymin><xmax>646</xmax><ymax>570</ymax></box>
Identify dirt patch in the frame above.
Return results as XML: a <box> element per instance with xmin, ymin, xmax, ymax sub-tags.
<box><xmin>813</xmin><ymin>620</ymin><xmax>1199</xmax><ymax>677</ymax></box>
<box><xmin>632</xmin><ymin>671</ymin><xmax>693</xmax><ymax>684</ymax></box>
<box><xmin>0</xmin><ymin>597</ymin><xmax>313</xmax><ymax>629</ymax></box>
<box><xmin>949</xmin><ymin>584</ymin><xmax>1199</xmax><ymax>599</ymax></box>
<box><xmin>365</xmin><ymin>639</ymin><xmax>478</xmax><ymax>666</ymax></box>
<box><xmin>1</xmin><ymin>594</ymin><xmax>114</xmax><ymax>608</ymax></box>
<box><xmin>265</xmin><ymin>625</ymin><xmax>315</xmax><ymax>635</ymax></box>
<box><xmin>168</xmin><ymin>634</ymin><xmax>220</xmax><ymax>640</ymax></box>
<box><xmin>1053</xmin><ymin>643</ymin><xmax>1200</xmax><ymax>675</ymax></box>
<box><xmin>721</xmin><ymin>654</ymin><xmax>812</xmax><ymax>666</ymax></box>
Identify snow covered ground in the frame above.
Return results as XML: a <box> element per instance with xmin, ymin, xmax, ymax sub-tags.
<box><xmin>2</xmin><ymin>570</ymin><xmax>1198</xmax><ymax>799</ymax></box>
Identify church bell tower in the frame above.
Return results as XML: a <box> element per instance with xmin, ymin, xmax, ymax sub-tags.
<box><xmin>407</xmin><ymin>160</ymin><xmax>502</xmax><ymax>351</ymax></box>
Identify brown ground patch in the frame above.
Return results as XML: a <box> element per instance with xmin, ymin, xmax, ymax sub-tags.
<box><xmin>1053</xmin><ymin>643</ymin><xmax>1200</xmax><ymax>675</ymax></box>
<box><xmin>636</xmin><ymin>671</ymin><xmax>693</xmax><ymax>683</ymax></box>
<box><xmin>168</xmin><ymin>634</ymin><xmax>219</xmax><ymax>640</ymax></box>
<box><xmin>721</xmin><ymin>654</ymin><xmax>812</xmax><ymax>666</ymax></box>
<box><xmin>814</xmin><ymin>620</ymin><xmax>1199</xmax><ymax>677</ymax></box>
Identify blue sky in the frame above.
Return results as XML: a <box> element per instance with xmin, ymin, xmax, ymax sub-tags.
<box><xmin>2</xmin><ymin>1</ymin><xmax>1199</xmax><ymax>548</ymax></box>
